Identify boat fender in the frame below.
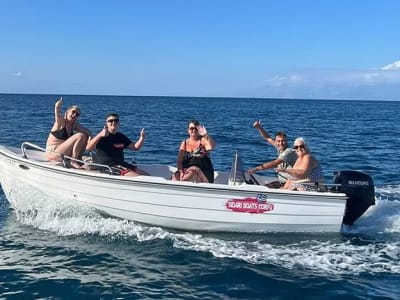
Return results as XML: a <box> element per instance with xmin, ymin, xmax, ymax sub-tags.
<box><xmin>333</xmin><ymin>170</ymin><xmax>375</xmax><ymax>226</ymax></box>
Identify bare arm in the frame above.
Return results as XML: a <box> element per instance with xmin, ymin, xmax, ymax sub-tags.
<box><xmin>127</xmin><ymin>128</ymin><xmax>145</xmax><ymax>151</ymax></box>
<box><xmin>253</xmin><ymin>120</ymin><xmax>275</xmax><ymax>146</ymax></box>
<box><xmin>276</xmin><ymin>155</ymin><xmax>312</xmax><ymax>179</ymax></box>
<box><xmin>283</xmin><ymin>167</ymin><xmax>307</xmax><ymax>179</ymax></box>
<box><xmin>248</xmin><ymin>158</ymin><xmax>284</xmax><ymax>174</ymax></box>
<box><xmin>201</xmin><ymin>134</ymin><xmax>215</xmax><ymax>150</ymax></box>
<box><xmin>86</xmin><ymin>127</ymin><xmax>107</xmax><ymax>151</ymax></box>
<box><xmin>176</xmin><ymin>140</ymin><xmax>187</xmax><ymax>172</ymax></box>
<box><xmin>50</xmin><ymin>97</ymin><xmax>64</xmax><ymax>131</ymax></box>
<box><xmin>197</xmin><ymin>125</ymin><xmax>216</xmax><ymax>150</ymax></box>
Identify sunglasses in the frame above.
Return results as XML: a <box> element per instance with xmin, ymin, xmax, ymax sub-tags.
<box><xmin>107</xmin><ymin>119</ymin><xmax>120</xmax><ymax>123</ymax></box>
<box><xmin>293</xmin><ymin>145</ymin><xmax>305</xmax><ymax>150</ymax></box>
<box><xmin>71</xmin><ymin>110</ymin><xmax>80</xmax><ymax>117</ymax></box>
<box><xmin>189</xmin><ymin>127</ymin><xmax>198</xmax><ymax>131</ymax></box>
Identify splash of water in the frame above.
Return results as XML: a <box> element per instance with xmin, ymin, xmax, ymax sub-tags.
<box><xmin>343</xmin><ymin>186</ymin><xmax>400</xmax><ymax>234</ymax></box>
<box><xmin>4</xmin><ymin>183</ymin><xmax>400</xmax><ymax>276</ymax></box>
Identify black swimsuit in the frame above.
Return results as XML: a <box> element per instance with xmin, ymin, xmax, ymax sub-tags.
<box><xmin>182</xmin><ymin>140</ymin><xmax>214</xmax><ymax>183</ymax></box>
<box><xmin>51</xmin><ymin>127</ymin><xmax>71</xmax><ymax>141</ymax></box>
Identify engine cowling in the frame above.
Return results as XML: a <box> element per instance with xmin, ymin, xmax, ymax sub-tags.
<box><xmin>333</xmin><ymin>170</ymin><xmax>375</xmax><ymax>226</ymax></box>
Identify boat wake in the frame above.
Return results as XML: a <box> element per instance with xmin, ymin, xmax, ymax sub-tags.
<box><xmin>344</xmin><ymin>185</ymin><xmax>400</xmax><ymax>235</ymax></box>
<box><xmin>2</xmin><ymin>184</ymin><xmax>400</xmax><ymax>276</ymax></box>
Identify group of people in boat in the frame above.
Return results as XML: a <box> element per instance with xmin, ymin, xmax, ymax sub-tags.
<box><xmin>46</xmin><ymin>97</ymin><xmax>323</xmax><ymax>190</ymax></box>
<box><xmin>247</xmin><ymin>120</ymin><xmax>324</xmax><ymax>191</ymax></box>
<box><xmin>45</xmin><ymin>97</ymin><xmax>216</xmax><ymax>181</ymax></box>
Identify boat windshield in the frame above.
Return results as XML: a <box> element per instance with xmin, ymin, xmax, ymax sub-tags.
<box><xmin>228</xmin><ymin>151</ymin><xmax>247</xmax><ymax>185</ymax></box>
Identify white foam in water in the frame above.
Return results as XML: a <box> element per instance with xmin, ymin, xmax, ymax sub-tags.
<box><xmin>9</xmin><ymin>183</ymin><xmax>168</xmax><ymax>241</ymax></box>
<box><xmin>343</xmin><ymin>185</ymin><xmax>400</xmax><ymax>234</ymax></box>
<box><xmin>171</xmin><ymin>236</ymin><xmax>400</xmax><ymax>275</ymax></box>
<box><xmin>6</xmin><ymin>183</ymin><xmax>400</xmax><ymax>276</ymax></box>
<box><xmin>171</xmin><ymin>227</ymin><xmax>400</xmax><ymax>276</ymax></box>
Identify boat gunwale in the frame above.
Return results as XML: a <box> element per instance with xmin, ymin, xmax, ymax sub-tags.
<box><xmin>0</xmin><ymin>144</ymin><xmax>348</xmax><ymax>201</ymax></box>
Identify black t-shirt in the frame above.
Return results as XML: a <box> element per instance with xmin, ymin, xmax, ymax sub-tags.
<box><xmin>94</xmin><ymin>132</ymin><xmax>132</xmax><ymax>165</ymax></box>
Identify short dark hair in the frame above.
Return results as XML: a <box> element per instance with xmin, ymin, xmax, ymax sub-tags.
<box><xmin>187</xmin><ymin>119</ymin><xmax>200</xmax><ymax>127</ymax></box>
<box><xmin>275</xmin><ymin>131</ymin><xmax>287</xmax><ymax>139</ymax></box>
<box><xmin>106</xmin><ymin>112</ymin><xmax>119</xmax><ymax>120</ymax></box>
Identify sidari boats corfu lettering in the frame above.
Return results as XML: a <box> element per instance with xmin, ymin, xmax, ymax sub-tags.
<box><xmin>226</xmin><ymin>196</ymin><xmax>275</xmax><ymax>214</ymax></box>
<box><xmin>0</xmin><ymin>142</ymin><xmax>375</xmax><ymax>233</ymax></box>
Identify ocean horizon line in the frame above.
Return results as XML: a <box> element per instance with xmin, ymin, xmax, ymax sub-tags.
<box><xmin>0</xmin><ymin>92</ymin><xmax>396</xmax><ymax>102</ymax></box>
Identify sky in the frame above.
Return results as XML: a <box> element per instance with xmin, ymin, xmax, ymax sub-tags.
<box><xmin>1</xmin><ymin>0</ymin><xmax>400</xmax><ymax>100</ymax></box>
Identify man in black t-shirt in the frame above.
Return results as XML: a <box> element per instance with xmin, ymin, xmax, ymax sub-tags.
<box><xmin>86</xmin><ymin>113</ymin><xmax>148</xmax><ymax>176</ymax></box>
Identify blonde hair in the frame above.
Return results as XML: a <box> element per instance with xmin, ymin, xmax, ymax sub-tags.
<box><xmin>65</xmin><ymin>105</ymin><xmax>81</xmax><ymax>118</ymax></box>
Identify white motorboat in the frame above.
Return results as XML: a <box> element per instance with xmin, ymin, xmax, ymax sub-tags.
<box><xmin>0</xmin><ymin>142</ymin><xmax>375</xmax><ymax>233</ymax></box>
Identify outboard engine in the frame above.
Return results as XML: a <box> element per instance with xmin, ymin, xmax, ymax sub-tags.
<box><xmin>333</xmin><ymin>170</ymin><xmax>375</xmax><ymax>226</ymax></box>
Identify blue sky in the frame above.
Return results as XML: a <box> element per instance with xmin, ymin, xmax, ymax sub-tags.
<box><xmin>1</xmin><ymin>0</ymin><xmax>400</xmax><ymax>100</ymax></box>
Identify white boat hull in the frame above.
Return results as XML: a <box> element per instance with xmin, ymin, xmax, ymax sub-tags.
<box><xmin>0</xmin><ymin>145</ymin><xmax>352</xmax><ymax>233</ymax></box>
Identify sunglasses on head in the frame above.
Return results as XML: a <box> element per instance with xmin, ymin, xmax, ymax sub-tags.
<box><xmin>107</xmin><ymin>118</ymin><xmax>119</xmax><ymax>123</ymax></box>
<box><xmin>293</xmin><ymin>145</ymin><xmax>305</xmax><ymax>150</ymax></box>
<box><xmin>189</xmin><ymin>127</ymin><xmax>198</xmax><ymax>131</ymax></box>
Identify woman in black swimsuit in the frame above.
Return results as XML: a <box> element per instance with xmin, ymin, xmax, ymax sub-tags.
<box><xmin>46</xmin><ymin>97</ymin><xmax>91</xmax><ymax>168</ymax></box>
<box><xmin>174</xmin><ymin>119</ymin><xmax>216</xmax><ymax>183</ymax></box>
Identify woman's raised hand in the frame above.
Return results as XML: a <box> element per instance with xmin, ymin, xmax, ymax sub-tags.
<box><xmin>55</xmin><ymin>97</ymin><xmax>63</xmax><ymax>108</ymax></box>
<box><xmin>197</xmin><ymin>124</ymin><xmax>208</xmax><ymax>137</ymax></box>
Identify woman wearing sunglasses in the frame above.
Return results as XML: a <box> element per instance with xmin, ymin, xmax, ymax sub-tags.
<box><xmin>46</xmin><ymin>97</ymin><xmax>91</xmax><ymax>168</ymax></box>
<box><xmin>275</xmin><ymin>137</ymin><xmax>324</xmax><ymax>191</ymax></box>
<box><xmin>174</xmin><ymin>119</ymin><xmax>216</xmax><ymax>183</ymax></box>
<box><xmin>86</xmin><ymin>113</ymin><xmax>148</xmax><ymax>176</ymax></box>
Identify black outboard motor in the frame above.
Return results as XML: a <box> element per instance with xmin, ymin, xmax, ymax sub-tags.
<box><xmin>333</xmin><ymin>170</ymin><xmax>375</xmax><ymax>226</ymax></box>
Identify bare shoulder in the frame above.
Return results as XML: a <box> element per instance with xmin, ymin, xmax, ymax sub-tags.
<box><xmin>178</xmin><ymin>139</ymin><xmax>187</xmax><ymax>150</ymax></box>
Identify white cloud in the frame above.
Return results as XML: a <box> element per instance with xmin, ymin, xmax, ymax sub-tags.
<box><xmin>261</xmin><ymin>68</ymin><xmax>400</xmax><ymax>87</ymax></box>
<box><xmin>381</xmin><ymin>60</ymin><xmax>400</xmax><ymax>71</ymax></box>
<box><xmin>248</xmin><ymin>65</ymin><xmax>400</xmax><ymax>100</ymax></box>
<box><xmin>263</xmin><ymin>74</ymin><xmax>304</xmax><ymax>87</ymax></box>
<box><xmin>14</xmin><ymin>72</ymin><xmax>22</xmax><ymax>77</ymax></box>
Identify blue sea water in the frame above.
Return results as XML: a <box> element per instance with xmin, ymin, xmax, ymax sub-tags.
<box><xmin>0</xmin><ymin>93</ymin><xmax>399</xmax><ymax>299</ymax></box>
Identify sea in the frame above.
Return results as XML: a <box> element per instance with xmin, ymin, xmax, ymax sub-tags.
<box><xmin>0</xmin><ymin>93</ymin><xmax>399</xmax><ymax>299</ymax></box>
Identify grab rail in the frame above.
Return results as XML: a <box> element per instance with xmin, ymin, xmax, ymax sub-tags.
<box><xmin>21</xmin><ymin>142</ymin><xmax>46</xmax><ymax>157</ymax></box>
<box><xmin>20</xmin><ymin>142</ymin><xmax>114</xmax><ymax>174</ymax></box>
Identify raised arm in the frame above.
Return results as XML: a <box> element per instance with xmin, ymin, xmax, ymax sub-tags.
<box><xmin>128</xmin><ymin>128</ymin><xmax>145</xmax><ymax>151</ymax></box>
<box><xmin>50</xmin><ymin>97</ymin><xmax>64</xmax><ymax>131</ymax></box>
<box><xmin>86</xmin><ymin>126</ymin><xmax>107</xmax><ymax>151</ymax></box>
<box><xmin>253</xmin><ymin>120</ymin><xmax>275</xmax><ymax>147</ymax></box>
<box><xmin>197</xmin><ymin>125</ymin><xmax>216</xmax><ymax>150</ymax></box>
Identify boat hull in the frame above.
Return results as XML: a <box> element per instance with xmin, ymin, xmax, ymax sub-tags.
<box><xmin>0</xmin><ymin>145</ymin><xmax>348</xmax><ymax>233</ymax></box>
